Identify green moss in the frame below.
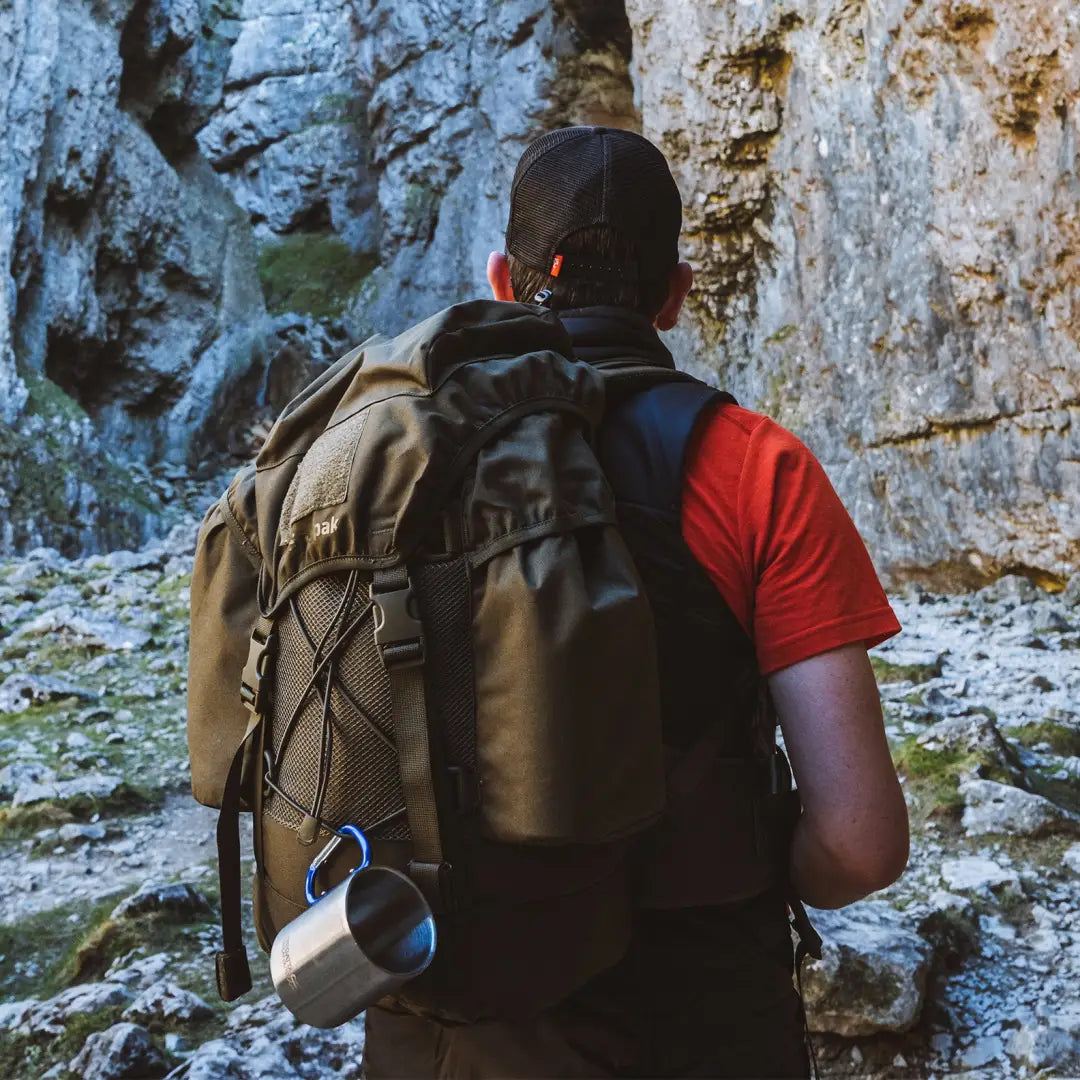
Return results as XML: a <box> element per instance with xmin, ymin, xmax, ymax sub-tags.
<box><xmin>871</xmin><ymin>656</ymin><xmax>943</xmax><ymax>684</ymax></box>
<box><xmin>892</xmin><ymin>739</ymin><xmax>966</xmax><ymax>818</ymax></box>
<box><xmin>1012</xmin><ymin>720</ymin><xmax>1080</xmax><ymax>758</ymax></box>
<box><xmin>1027</xmin><ymin>773</ymin><xmax>1080</xmax><ymax>816</ymax></box>
<box><xmin>0</xmin><ymin>785</ymin><xmax>162</xmax><ymax>838</ymax></box>
<box><xmin>19</xmin><ymin>368</ymin><xmax>88</xmax><ymax>424</ymax></box>
<box><xmin>0</xmin><ymin>886</ymin><xmax>230</xmax><ymax>1078</ymax></box>
<box><xmin>764</xmin><ymin>324</ymin><xmax>798</xmax><ymax>345</ymax></box>
<box><xmin>0</xmin><ymin>895</ymin><xmax>121</xmax><ymax>1000</ymax></box>
<box><xmin>0</xmin><ymin>369</ymin><xmax>156</xmax><ymax>554</ymax></box>
<box><xmin>0</xmin><ymin>1004</ymin><xmax>129</xmax><ymax>1080</ymax></box>
<box><xmin>258</xmin><ymin>233</ymin><xmax>377</xmax><ymax>318</ymax></box>
<box><xmin>315</xmin><ymin>93</ymin><xmax>366</xmax><ymax>124</ymax></box>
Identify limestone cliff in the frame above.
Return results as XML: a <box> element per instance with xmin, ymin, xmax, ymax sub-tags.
<box><xmin>624</xmin><ymin>0</ymin><xmax>1080</xmax><ymax>588</ymax></box>
<box><xmin>0</xmin><ymin>0</ymin><xmax>264</xmax><ymax>554</ymax></box>
<box><xmin>1</xmin><ymin>0</ymin><xmax>1077</xmax><ymax>586</ymax></box>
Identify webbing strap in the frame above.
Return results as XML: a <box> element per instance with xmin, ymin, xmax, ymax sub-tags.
<box><xmin>214</xmin><ymin>712</ymin><xmax>262</xmax><ymax>1001</ymax></box>
<box><xmin>372</xmin><ymin>567</ymin><xmax>449</xmax><ymax>911</ymax></box>
<box><xmin>789</xmin><ymin>892</ymin><xmax>822</xmax><ymax>1080</ymax></box>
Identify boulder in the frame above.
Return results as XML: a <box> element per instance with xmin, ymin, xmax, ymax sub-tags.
<box><xmin>960</xmin><ymin>778</ymin><xmax>1080</xmax><ymax>838</ymax></box>
<box><xmin>802</xmin><ymin>902</ymin><xmax>932</xmax><ymax>1036</ymax></box>
<box><xmin>12</xmin><ymin>772</ymin><xmax>123</xmax><ymax>808</ymax></box>
<box><xmin>110</xmin><ymin>882</ymin><xmax>213</xmax><ymax>923</ymax></box>
<box><xmin>917</xmin><ymin>713</ymin><xmax>1016</xmax><ymax>771</ymax></box>
<box><xmin>0</xmin><ymin>674</ymin><xmax>98</xmax><ymax>715</ymax></box>
<box><xmin>940</xmin><ymin>855</ymin><xmax>1021</xmax><ymax>894</ymax></box>
<box><xmin>122</xmin><ymin>980</ymin><xmax>213</xmax><ymax>1025</ymax></box>
<box><xmin>68</xmin><ymin>1022</ymin><xmax>168</xmax><ymax>1080</ymax></box>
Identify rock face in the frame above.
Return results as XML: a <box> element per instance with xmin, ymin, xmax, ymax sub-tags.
<box><xmin>4</xmin><ymin>1</ymin><xmax>1080</xmax><ymax>578</ymax></box>
<box><xmin>625</xmin><ymin>0</ymin><xmax>1080</xmax><ymax>587</ymax></box>
<box><xmin>1</xmin><ymin>0</ymin><xmax>636</xmax><ymax>555</ymax></box>
<box><xmin>0</xmin><ymin>0</ymin><xmax>265</xmax><ymax>556</ymax></box>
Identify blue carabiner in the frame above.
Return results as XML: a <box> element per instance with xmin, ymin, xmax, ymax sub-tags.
<box><xmin>304</xmin><ymin>824</ymin><xmax>372</xmax><ymax>906</ymax></box>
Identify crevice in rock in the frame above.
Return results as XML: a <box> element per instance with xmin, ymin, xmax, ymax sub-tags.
<box><xmin>866</xmin><ymin>400</ymin><xmax>1079</xmax><ymax>450</ymax></box>
<box><xmin>43</xmin><ymin>329</ymin><xmax>107</xmax><ymax>415</ymax></box>
<box><xmin>506</xmin><ymin>10</ymin><xmax>544</xmax><ymax>50</ymax></box>
<box><xmin>557</xmin><ymin>0</ymin><xmax>633</xmax><ymax>60</ymax></box>
<box><xmin>117</xmin><ymin>0</ymin><xmax>198</xmax><ymax>164</ymax></box>
<box><xmin>222</xmin><ymin>66</ymin><xmax>319</xmax><ymax>95</ymax></box>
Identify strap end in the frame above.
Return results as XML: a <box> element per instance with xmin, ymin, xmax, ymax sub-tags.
<box><xmin>216</xmin><ymin>948</ymin><xmax>252</xmax><ymax>1001</ymax></box>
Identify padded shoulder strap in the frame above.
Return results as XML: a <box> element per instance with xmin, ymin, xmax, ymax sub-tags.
<box><xmin>599</xmin><ymin>374</ymin><xmax>734</xmax><ymax>516</ymax></box>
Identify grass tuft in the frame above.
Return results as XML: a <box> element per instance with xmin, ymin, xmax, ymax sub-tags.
<box><xmin>871</xmin><ymin>656</ymin><xmax>944</xmax><ymax>684</ymax></box>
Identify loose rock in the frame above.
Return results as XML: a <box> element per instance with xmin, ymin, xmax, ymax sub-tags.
<box><xmin>960</xmin><ymin>778</ymin><xmax>1080</xmax><ymax>838</ymax></box>
<box><xmin>110</xmin><ymin>882</ymin><xmax>214</xmax><ymax>923</ymax></box>
<box><xmin>122</xmin><ymin>980</ymin><xmax>214</xmax><ymax>1025</ymax></box>
<box><xmin>940</xmin><ymin>855</ymin><xmax>1021</xmax><ymax>894</ymax></box>
<box><xmin>802</xmin><ymin>902</ymin><xmax>932</xmax><ymax>1036</ymax></box>
<box><xmin>0</xmin><ymin>674</ymin><xmax>97</xmax><ymax>714</ymax></box>
<box><xmin>68</xmin><ymin>1021</ymin><xmax>169</xmax><ymax>1080</ymax></box>
<box><xmin>12</xmin><ymin>772</ymin><xmax>124</xmax><ymax>808</ymax></box>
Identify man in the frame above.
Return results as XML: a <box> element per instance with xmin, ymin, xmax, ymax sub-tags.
<box><xmin>362</xmin><ymin>126</ymin><xmax>909</xmax><ymax>1079</ymax></box>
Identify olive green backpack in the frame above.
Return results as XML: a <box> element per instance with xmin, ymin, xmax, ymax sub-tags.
<box><xmin>187</xmin><ymin>300</ymin><xmax>684</xmax><ymax>1021</ymax></box>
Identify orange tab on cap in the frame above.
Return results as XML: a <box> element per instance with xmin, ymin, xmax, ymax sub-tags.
<box><xmin>550</xmin><ymin>254</ymin><xmax>563</xmax><ymax>277</ymax></box>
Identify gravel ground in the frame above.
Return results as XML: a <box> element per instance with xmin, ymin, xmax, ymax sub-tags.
<box><xmin>0</xmin><ymin>496</ymin><xmax>1077</xmax><ymax>1078</ymax></box>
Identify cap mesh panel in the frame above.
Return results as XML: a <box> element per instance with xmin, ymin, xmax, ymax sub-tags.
<box><xmin>507</xmin><ymin>126</ymin><xmax>681</xmax><ymax>277</ymax></box>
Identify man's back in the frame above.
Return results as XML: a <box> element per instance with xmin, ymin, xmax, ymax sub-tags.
<box><xmin>362</xmin><ymin>124</ymin><xmax>909</xmax><ymax>1078</ymax></box>
<box><xmin>363</xmin><ymin>303</ymin><xmax>905</xmax><ymax>1078</ymax></box>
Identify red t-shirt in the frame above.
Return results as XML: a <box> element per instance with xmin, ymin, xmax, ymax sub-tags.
<box><xmin>681</xmin><ymin>403</ymin><xmax>900</xmax><ymax>675</ymax></box>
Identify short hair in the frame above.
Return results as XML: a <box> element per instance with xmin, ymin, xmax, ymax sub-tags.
<box><xmin>507</xmin><ymin>225</ymin><xmax>671</xmax><ymax>317</ymax></box>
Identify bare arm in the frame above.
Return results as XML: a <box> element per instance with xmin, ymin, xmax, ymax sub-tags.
<box><xmin>768</xmin><ymin>643</ymin><xmax>909</xmax><ymax>909</ymax></box>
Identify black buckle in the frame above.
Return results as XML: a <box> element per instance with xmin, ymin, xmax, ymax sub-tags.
<box><xmin>240</xmin><ymin>625</ymin><xmax>276</xmax><ymax>715</ymax></box>
<box><xmin>371</xmin><ymin>582</ymin><xmax>425</xmax><ymax>669</ymax></box>
<box><xmin>408</xmin><ymin>859</ymin><xmax>454</xmax><ymax>910</ymax></box>
<box><xmin>449</xmin><ymin>765</ymin><xmax>481</xmax><ymax>813</ymax></box>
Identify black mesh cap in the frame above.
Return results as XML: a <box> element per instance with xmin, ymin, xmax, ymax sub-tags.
<box><xmin>506</xmin><ymin>126</ymin><xmax>682</xmax><ymax>284</ymax></box>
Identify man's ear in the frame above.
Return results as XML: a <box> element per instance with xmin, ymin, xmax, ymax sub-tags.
<box><xmin>654</xmin><ymin>262</ymin><xmax>694</xmax><ymax>332</ymax></box>
<box><xmin>487</xmin><ymin>251</ymin><xmax>515</xmax><ymax>302</ymax></box>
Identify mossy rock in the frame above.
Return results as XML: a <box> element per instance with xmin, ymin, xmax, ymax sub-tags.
<box><xmin>1012</xmin><ymin>719</ymin><xmax>1080</xmax><ymax>758</ymax></box>
<box><xmin>871</xmin><ymin>656</ymin><xmax>944</xmax><ymax>685</ymax></box>
<box><xmin>891</xmin><ymin>735</ymin><xmax>1016</xmax><ymax>823</ymax></box>
<box><xmin>0</xmin><ymin>785</ymin><xmax>162</xmax><ymax>838</ymax></box>
<box><xmin>0</xmin><ymin>1005</ymin><xmax>128</xmax><ymax>1080</ymax></box>
<box><xmin>0</xmin><ymin>370</ymin><xmax>157</xmax><ymax>556</ymax></box>
<box><xmin>258</xmin><ymin>233</ymin><xmax>377</xmax><ymax>319</ymax></box>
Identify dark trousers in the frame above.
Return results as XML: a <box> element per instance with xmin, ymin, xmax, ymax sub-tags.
<box><xmin>363</xmin><ymin>892</ymin><xmax>810</xmax><ymax>1079</ymax></box>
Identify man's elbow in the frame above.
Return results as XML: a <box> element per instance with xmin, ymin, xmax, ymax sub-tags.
<box><xmin>846</xmin><ymin>831</ymin><xmax>909</xmax><ymax>896</ymax></box>
<box><xmin>797</xmin><ymin>806</ymin><xmax>910</xmax><ymax>908</ymax></box>
<box><xmin>831</xmin><ymin>813</ymin><xmax>910</xmax><ymax>899</ymax></box>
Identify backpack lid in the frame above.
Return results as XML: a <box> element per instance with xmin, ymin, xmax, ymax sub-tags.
<box><xmin>245</xmin><ymin>301</ymin><xmax>607</xmax><ymax>604</ymax></box>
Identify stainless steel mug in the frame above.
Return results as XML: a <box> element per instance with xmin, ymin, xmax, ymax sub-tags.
<box><xmin>270</xmin><ymin>826</ymin><xmax>437</xmax><ymax>1028</ymax></box>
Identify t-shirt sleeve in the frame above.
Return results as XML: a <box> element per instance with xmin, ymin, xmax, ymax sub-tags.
<box><xmin>683</xmin><ymin>409</ymin><xmax>900</xmax><ymax>676</ymax></box>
